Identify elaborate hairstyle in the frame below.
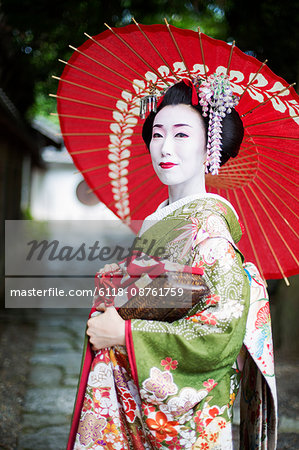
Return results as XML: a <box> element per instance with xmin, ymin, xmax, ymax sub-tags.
<box><xmin>142</xmin><ymin>80</ymin><xmax>244</xmax><ymax>167</ymax></box>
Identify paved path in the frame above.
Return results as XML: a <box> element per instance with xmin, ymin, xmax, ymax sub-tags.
<box><xmin>0</xmin><ymin>308</ymin><xmax>299</xmax><ymax>449</ymax></box>
<box><xmin>17</xmin><ymin>309</ymin><xmax>88</xmax><ymax>450</ymax></box>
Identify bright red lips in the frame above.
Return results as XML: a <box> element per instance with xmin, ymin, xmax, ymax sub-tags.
<box><xmin>159</xmin><ymin>162</ymin><xmax>178</xmax><ymax>169</ymax></box>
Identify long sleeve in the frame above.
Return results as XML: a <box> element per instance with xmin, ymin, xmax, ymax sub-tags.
<box><xmin>126</xmin><ymin>206</ymin><xmax>250</xmax><ymax>410</ymax></box>
<box><xmin>128</xmin><ymin>235</ymin><xmax>249</xmax><ymax>394</ymax></box>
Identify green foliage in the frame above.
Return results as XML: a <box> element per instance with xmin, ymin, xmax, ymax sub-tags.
<box><xmin>0</xmin><ymin>0</ymin><xmax>297</xmax><ymax>120</ymax></box>
<box><xmin>21</xmin><ymin>207</ymin><xmax>33</xmax><ymax>220</ymax></box>
<box><xmin>218</xmin><ymin>0</ymin><xmax>299</xmax><ymax>85</ymax></box>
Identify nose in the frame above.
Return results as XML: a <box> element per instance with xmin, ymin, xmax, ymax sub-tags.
<box><xmin>161</xmin><ymin>136</ymin><xmax>174</xmax><ymax>156</ymax></box>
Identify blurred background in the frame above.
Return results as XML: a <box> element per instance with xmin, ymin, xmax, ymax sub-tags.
<box><xmin>0</xmin><ymin>0</ymin><xmax>299</xmax><ymax>448</ymax></box>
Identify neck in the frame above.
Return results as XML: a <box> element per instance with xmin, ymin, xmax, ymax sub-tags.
<box><xmin>168</xmin><ymin>175</ymin><xmax>206</xmax><ymax>205</ymax></box>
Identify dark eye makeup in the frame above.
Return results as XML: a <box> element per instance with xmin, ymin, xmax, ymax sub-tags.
<box><xmin>175</xmin><ymin>132</ymin><xmax>188</xmax><ymax>138</ymax></box>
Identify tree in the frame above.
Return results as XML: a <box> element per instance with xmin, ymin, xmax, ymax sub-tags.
<box><xmin>219</xmin><ymin>0</ymin><xmax>299</xmax><ymax>85</ymax></box>
<box><xmin>0</xmin><ymin>0</ymin><xmax>297</xmax><ymax>121</ymax></box>
<box><xmin>0</xmin><ymin>0</ymin><xmax>227</xmax><ymax>119</ymax></box>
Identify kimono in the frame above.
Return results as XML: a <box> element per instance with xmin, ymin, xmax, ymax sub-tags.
<box><xmin>67</xmin><ymin>193</ymin><xmax>277</xmax><ymax>450</ymax></box>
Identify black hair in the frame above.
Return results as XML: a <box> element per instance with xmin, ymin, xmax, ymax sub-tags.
<box><xmin>142</xmin><ymin>80</ymin><xmax>244</xmax><ymax>167</ymax></box>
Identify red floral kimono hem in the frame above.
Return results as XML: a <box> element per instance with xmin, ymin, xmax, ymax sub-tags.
<box><xmin>67</xmin><ymin>307</ymin><xmax>96</xmax><ymax>450</ymax></box>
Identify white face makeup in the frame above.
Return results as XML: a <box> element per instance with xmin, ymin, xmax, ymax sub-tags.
<box><xmin>149</xmin><ymin>104</ymin><xmax>207</xmax><ymax>197</ymax></box>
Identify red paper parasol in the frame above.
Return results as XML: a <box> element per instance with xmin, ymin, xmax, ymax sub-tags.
<box><xmin>53</xmin><ymin>21</ymin><xmax>299</xmax><ymax>282</ymax></box>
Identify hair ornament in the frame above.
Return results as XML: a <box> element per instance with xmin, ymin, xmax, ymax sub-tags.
<box><xmin>195</xmin><ymin>73</ymin><xmax>240</xmax><ymax>175</ymax></box>
<box><xmin>139</xmin><ymin>73</ymin><xmax>239</xmax><ymax>175</ymax></box>
<box><xmin>140</xmin><ymin>83</ymin><xmax>159</xmax><ymax>119</ymax></box>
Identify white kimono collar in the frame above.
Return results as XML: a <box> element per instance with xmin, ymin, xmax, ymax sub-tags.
<box><xmin>139</xmin><ymin>193</ymin><xmax>239</xmax><ymax>236</ymax></box>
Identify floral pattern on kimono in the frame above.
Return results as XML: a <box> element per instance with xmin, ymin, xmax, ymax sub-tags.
<box><xmin>74</xmin><ymin>345</ymin><xmax>149</xmax><ymax>449</ymax></box>
<box><xmin>127</xmin><ymin>196</ymin><xmax>250</xmax><ymax>449</ymax></box>
<box><xmin>240</xmin><ymin>262</ymin><xmax>277</xmax><ymax>449</ymax></box>
<box><xmin>69</xmin><ymin>193</ymin><xmax>277</xmax><ymax>450</ymax></box>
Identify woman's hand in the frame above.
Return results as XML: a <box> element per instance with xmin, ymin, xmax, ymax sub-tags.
<box><xmin>86</xmin><ymin>304</ymin><xmax>125</xmax><ymax>351</ymax></box>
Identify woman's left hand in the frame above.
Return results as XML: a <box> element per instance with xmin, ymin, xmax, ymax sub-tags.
<box><xmin>86</xmin><ymin>305</ymin><xmax>125</xmax><ymax>351</ymax></box>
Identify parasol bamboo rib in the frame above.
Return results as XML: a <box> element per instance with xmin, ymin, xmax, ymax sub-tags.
<box><xmin>208</xmin><ymin>181</ymin><xmax>246</xmax><ymax>190</ymax></box>
<box><xmin>60</xmin><ymin>132</ymin><xmax>134</xmax><ymax>137</ymax></box>
<box><xmin>225</xmin><ymin>189</ymin><xmax>232</xmax><ymax>205</ymax></box>
<box><xmin>239</xmin><ymin>59</ymin><xmax>268</xmax><ymax>100</ymax></box>
<box><xmin>238</xmin><ymin>143</ymin><xmax>258</xmax><ymax>151</ymax></box>
<box><xmin>226</xmin><ymin>41</ymin><xmax>235</xmax><ymax>77</ymax></box>
<box><xmin>261</xmin><ymin>170</ymin><xmax>298</xmax><ymax>203</ymax></box>
<box><xmin>50</xmin><ymin>93</ymin><xmax>135</xmax><ymax>114</ymax></box>
<box><xmin>102</xmin><ymin>26</ymin><xmax>171</xmax><ymax>88</ymax></box>
<box><xmin>127</xmin><ymin>173</ymin><xmax>157</xmax><ymax>195</ymax></box>
<box><xmin>89</xmin><ymin>163</ymin><xmax>154</xmax><ymax>193</ymax></box>
<box><xmin>211</xmin><ymin>175</ymin><xmax>253</xmax><ymax>184</ymax></box>
<box><xmin>244</xmin><ymin>114</ymin><xmax>299</xmax><ymax>128</ymax></box>
<box><xmin>220</xmin><ymin>155</ymin><xmax>257</xmax><ymax>169</ymax></box>
<box><xmin>215</xmin><ymin>175</ymin><xmax>256</xmax><ymax>186</ymax></box>
<box><xmin>218</xmin><ymin>159</ymin><xmax>256</xmax><ymax>172</ymax></box>
<box><xmin>81</xmin><ymin>35</ymin><xmax>152</xmax><ymax>87</ymax></box>
<box><xmin>220</xmin><ymin>158</ymin><xmax>258</xmax><ymax>173</ymax></box>
<box><xmin>219</xmin><ymin>162</ymin><xmax>257</xmax><ymax>176</ymax></box>
<box><xmin>72</xmin><ymin>148</ymin><xmax>127</xmax><ymax>155</ymax></box>
<box><xmin>241</xmin><ymin>142</ymin><xmax>298</xmax><ymax>159</ymax></box>
<box><xmin>236</xmin><ymin>147</ymin><xmax>258</xmax><ymax>158</ymax></box>
<box><xmin>58</xmin><ymin>58</ymin><xmax>133</xmax><ymax>94</ymax></box>
<box><xmin>228</xmin><ymin>190</ymin><xmax>265</xmax><ymax>280</ymax></box>
<box><xmin>242</xmin><ymin>136</ymin><xmax>256</xmax><ymax>145</ymax></box>
<box><xmin>128</xmin><ymin>184</ymin><xmax>165</xmax><ymax>218</ymax></box>
<box><xmin>51</xmin><ymin>113</ymin><xmax>111</xmax><ymax>123</ymax></box>
<box><xmin>259</xmin><ymin>160</ymin><xmax>298</xmax><ymax>188</ymax></box>
<box><xmin>197</xmin><ymin>27</ymin><xmax>208</xmax><ymax>79</ymax></box>
<box><xmin>237</xmin><ymin>148</ymin><xmax>259</xmax><ymax>159</ymax></box>
<box><xmin>256</xmin><ymin>175</ymin><xmax>299</xmax><ymax>220</ymax></box>
<box><xmin>106</xmin><ymin>174</ymin><xmax>157</xmax><ymax>209</ymax></box>
<box><xmin>73</xmin><ymin>153</ymin><xmax>148</xmax><ymax>172</ymax></box>
<box><xmin>235</xmin><ymin>146</ymin><xmax>258</xmax><ymax>155</ymax></box>
<box><xmin>252</xmin><ymin>179</ymin><xmax>299</xmax><ymax>235</ymax></box>
<box><xmin>218</xmin><ymin>161</ymin><xmax>256</xmax><ymax>177</ymax></box>
<box><xmin>259</xmin><ymin>153</ymin><xmax>299</xmax><ymax>173</ymax></box>
<box><xmin>51</xmin><ymin>112</ymin><xmax>140</xmax><ymax>127</ymax></box>
<box><xmin>222</xmin><ymin>151</ymin><xmax>257</xmax><ymax>167</ymax></box>
<box><xmin>215</xmin><ymin>171</ymin><xmax>255</xmax><ymax>180</ymax></box>
<box><xmin>88</xmin><ymin>178</ymin><xmax>131</xmax><ymax>194</ymax></box>
<box><xmin>241</xmin><ymin>83</ymin><xmax>296</xmax><ymax>117</ymax></box>
<box><xmin>116</xmin><ymin>153</ymin><xmax>146</xmax><ymax>161</ymax></box>
<box><xmin>70</xmin><ymin>145</ymin><xmax>145</xmax><ymax>155</ymax></box>
<box><xmin>132</xmin><ymin>18</ymin><xmax>180</xmax><ymax>81</ymax></box>
<box><xmin>164</xmin><ymin>18</ymin><xmax>194</xmax><ymax>81</ymax></box>
<box><xmin>254</xmin><ymin>142</ymin><xmax>299</xmax><ymax>158</ymax></box>
<box><xmin>75</xmin><ymin>162</ymin><xmax>108</xmax><ymax>174</ymax></box>
<box><xmin>78</xmin><ymin>160</ymin><xmax>152</xmax><ymax>175</ymax></box>
<box><xmin>68</xmin><ymin>44</ymin><xmax>145</xmax><ymax>89</ymax></box>
<box><xmin>219</xmin><ymin>168</ymin><xmax>257</xmax><ymax>183</ymax></box>
<box><xmin>248</xmin><ymin>184</ymin><xmax>299</xmax><ymax>265</ymax></box>
<box><xmin>87</xmin><ymin>178</ymin><xmax>114</xmax><ymax>193</ymax></box>
<box><xmin>53</xmin><ymin>76</ymin><xmax>130</xmax><ymax>105</ymax></box>
<box><xmin>237</xmin><ymin>146</ymin><xmax>259</xmax><ymax>156</ymax></box>
<box><xmin>249</xmin><ymin>134</ymin><xmax>299</xmax><ymax>141</ymax></box>
<box><xmin>242</xmin><ymin>187</ymin><xmax>289</xmax><ymax>285</ymax></box>
<box><xmin>216</xmin><ymin>173</ymin><xmax>256</xmax><ymax>183</ymax></box>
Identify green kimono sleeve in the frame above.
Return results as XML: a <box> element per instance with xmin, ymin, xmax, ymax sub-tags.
<box><xmin>126</xmin><ymin>220</ymin><xmax>250</xmax><ymax>401</ymax></box>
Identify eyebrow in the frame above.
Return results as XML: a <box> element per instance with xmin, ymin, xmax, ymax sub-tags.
<box><xmin>153</xmin><ymin>123</ymin><xmax>192</xmax><ymax>128</ymax></box>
